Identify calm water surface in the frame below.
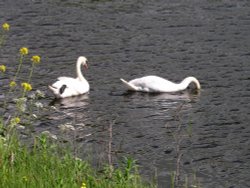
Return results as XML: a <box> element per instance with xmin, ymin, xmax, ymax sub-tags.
<box><xmin>1</xmin><ymin>0</ymin><xmax>250</xmax><ymax>187</ymax></box>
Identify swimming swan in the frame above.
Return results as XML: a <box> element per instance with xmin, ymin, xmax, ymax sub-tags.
<box><xmin>48</xmin><ymin>56</ymin><xmax>90</xmax><ymax>98</ymax></box>
<box><xmin>120</xmin><ymin>75</ymin><xmax>201</xmax><ymax>93</ymax></box>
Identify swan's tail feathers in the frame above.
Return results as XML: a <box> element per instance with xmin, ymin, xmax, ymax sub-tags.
<box><xmin>120</xmin><ymin>78</ymin><xmax>137</xmax><ymax>91</ymax></box>
<box><xmin>48</xmin><ymin>85</ymin><xmax>59</xmax><ymax>95</ymax></box>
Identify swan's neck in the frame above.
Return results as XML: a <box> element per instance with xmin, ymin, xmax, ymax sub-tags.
<box><xmin>179</xmin><ymin>77</ymin><xmax>201</xmax><ymax>90</ymax></box>
<box><xmin>76</xmin><ymin>60</ymin><xmax>85</xmax><ymax>81</ymax></box>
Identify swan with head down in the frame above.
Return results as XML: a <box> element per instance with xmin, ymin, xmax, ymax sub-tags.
<box><xmin>120</xmin><ymin>75</ymin><xmax>201</xmax><ymax>93</ymax></box>
<box><xmin>48</xmin><ymin>56</ymin><xmax>90</xmax><ymax>98</ymax></box>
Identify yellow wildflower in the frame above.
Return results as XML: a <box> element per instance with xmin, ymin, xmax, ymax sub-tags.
<box><xmin>2</xmin><ymin>23</ymin><xmax>10</xmax><ymax>31</ymax></box>
<box><xmin>19</xmin><ymin>47</ymin><xmax>29</xmax><ymax>56</ymax></box>
<box><xmin>10</xmin><ymin>117</ymin><xmax>21</xmax><ymax>125</ymax></box>
<box><xmin>0</xmin><ymin>65</ymin><xmax>6</xmax><ymax>73</ymax></box>
<box><xmin>22</xmin><ymin>176</ymin><xmax>28</xmax><ymax>182</ymax></box>
<box><xmin>9</xmin><ymin>81</ymin><xmax>17</xmax><ymax>88</ymax></box>
<box><xmin>31</xmin><ymin>55</ymin><xmax>41</xmax><ymax>64</ymax></box>
<box><xmin>81</xmin><ymin>182</ymin><xmax>87</xmax><ymax>188</ymax></box>
<box><xmin>14</xmin><ymin>117</ymin><xmax>21</xmax><ymax>124</ymax></box>
<box><xmin>21</xmin><ymin>82</ymin><xmax>32</xmax><ymax>91</ymax></box>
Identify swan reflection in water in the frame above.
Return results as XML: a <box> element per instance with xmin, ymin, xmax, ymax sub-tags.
<box><xmin>48</xmin><ymin>94</ymin><xmax>90</xmax><ymax>125</ymax></box>
<box><xmin>121</xmin><ymin>89</ymin><xmax>200</xmax><ymax>120</ymax></box>
<box><xmin>122</xmin><ymin>88</ymin><xmax>200</xmax><ymax>101</ymax></box>
<box><xmin>50</xmin><ymin>94</ymin><xmax>89</xmax><ymax>109</ymax></box>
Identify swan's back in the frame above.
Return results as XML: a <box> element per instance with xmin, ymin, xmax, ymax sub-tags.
<box><xmin>129</xmin><ymin>75</ymin><xmax>180</xmax><ymax>92</ymax></box>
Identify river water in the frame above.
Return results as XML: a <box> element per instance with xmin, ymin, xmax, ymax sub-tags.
<box><xmin>1</xmin><ymin>0</ymin><xmax>250</xmax><ymax>187</ymax></box>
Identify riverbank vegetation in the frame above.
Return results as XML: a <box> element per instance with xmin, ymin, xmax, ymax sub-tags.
<box><xmin>0</xmin><ymin>132</ymin><xmax>154</xmax><ymax>188</ymax></box>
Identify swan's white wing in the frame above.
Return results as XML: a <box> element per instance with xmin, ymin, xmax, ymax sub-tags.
<box><xmin>130</xmin><ymin>76</ymin><xmax>180</xmax><ymax>92</ymax></box>
<box><xmin>60</xmin><ymin>78</ymin><xmax>89</xmax><ymax>93</ymax></box>
<box><xmin>50</xmin><ymin>78</ymin><xmax>89</xmax><ymax>98</ymax></box>
<box><xmin>120</xmin><ymin>78</ymin><xmax>138</xmax><ymax>91</ymax></box>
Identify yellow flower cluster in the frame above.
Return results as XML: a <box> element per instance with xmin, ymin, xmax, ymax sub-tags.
<box><xmin>9</xmin><ymin>81</ymin><xmax>17</xmax><ymax>88</ymax></box>
<box><xmin>81</xmin><ymin>182</ymin><xmax>87</xmax><ymax>188</ymax></box>
<box><xmin>10</xmin><ymin>117</ymin><xmax>21</xmax><ymax>125</ymax></box>
<box><xmin>2</xmin><ymin>23</ymin><xmax>10</xmax><ymax>31</ymax></box>
<box><xmin>21</xmin><ymin>82</ymin><xmax>32</xmax><ymax>91</ymax></box>
<box><xmin>22</xmin><ymin>176</ymin><xmax>28</xmax><ymax>182</ymax></box>
<box><xmin>31</xmin><ymin>55</ymin><xmax>41</xmax><ymax>64</ymax></box>
<box><xmin>0</xmin><ymin>65</ymin><xmax>6</xmax><ymax>73</ymax></box>
<box><xmin>14</xmin><ymin>117</ymin><xmax>20</xmax><ymax>124</ymax></box>
<box><xmin>20</xmin><ymin>47</ymin><xmax>29</xmax><ymax>56</ymax></box>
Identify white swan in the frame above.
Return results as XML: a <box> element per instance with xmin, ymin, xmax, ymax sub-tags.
<box><xmin>48</xmin><ymin>56</ymin><xmax>90</xmax><ymax>98</ymax></box>
<box><xmin>120</xmin><ymin>75</ymin><xmax>201</xmax><ymax>93</ymax></box>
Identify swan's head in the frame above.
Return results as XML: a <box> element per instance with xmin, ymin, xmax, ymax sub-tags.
<box><xmin>183</xmin><ymin>77</ymin><xmax>201</xmax><ymax>90</ymax></box>
<box><xmin>189</xmin><ymin>77</ymin><xmax>201</xmax><ymax>90</ymax></box>
<box><xmin>77</xmin><ymin>56</ymin><xmax>88</xmax><ymax>69</ymax></box>
<box><xmin>196</xmin><ymin>80</ymin><xmax>201</xmax><ymax>90</ymax></box>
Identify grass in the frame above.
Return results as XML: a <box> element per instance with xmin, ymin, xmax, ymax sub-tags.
<box><xmin>0</xmin><ymin>131</ymin><xmax>154</xmax><ymax>188</ymax></box>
